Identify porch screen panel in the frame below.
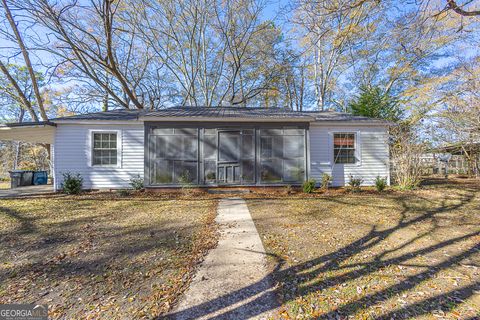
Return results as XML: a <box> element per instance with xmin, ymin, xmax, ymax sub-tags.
<box><xmin>150</xmin><ymin>128</ymin><xmax>198</xmax><ymax>184</ymax></box>
<box><xmin>260</xmin><ymin>135</ymin><xmax>280</xmax><ymax>182</ymax></box>
<box><xmin>203</xmin><ymin>130</ymin><xmax>217</xmax><ymax>183</ymax></box>
<box><xmin>219</xmin><ymin>132</ymin><xmax>240</xmax><ymax>162</ymax></box>
<box><xmin>283</xmin><ymin>132</ymin><xmax>305</xmax><ymax>182</ymax></box>
<box><xmin>241</xmin><ymin>131</ymin><xmax>255</xmax><ymax>182</ymax></box>
<box><xmin>260</xmin><ymin>128</ymin><xmax>306</xmax><ymax>183</ymax></box>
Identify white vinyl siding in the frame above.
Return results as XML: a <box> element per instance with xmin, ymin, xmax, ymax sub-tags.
<box><xmin>53</xmin><ymin>124</ymin><xmax>144</xmax><ymax>190</ymax></box>
<box><xmin>51</xmin><ymin>121</ymin><xmax>387</xmax><ymax>189</ymax></box>
<box><xmin>309</xmin><ymin>124</ymin><xmax>389</xmax><ymax>186</ymax></box>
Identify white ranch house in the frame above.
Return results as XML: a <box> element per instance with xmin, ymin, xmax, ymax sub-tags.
<box><xmin>0</xmin><ymin>107</ymin><xmax>390</xmax><ymax>190</ymax></box>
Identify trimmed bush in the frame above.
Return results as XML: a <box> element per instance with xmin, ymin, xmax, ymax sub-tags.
<box><xmin>321</xmin><ymin>173</ymin><xmax>332</xmax><ymax>189</ymax></box>
<box><xmin>61</xmin><ymin>172</ymin><xmax>83</xmax><ymax>195</ymax></box>
<box><xmin>302</xmin><ymin>179</ymin><xmax>316</xmax><ymax>193</ymax></box>
<box><xmin>348</xmin><ymin>175</ymin><xmax>363</xmax><ymax>192</ymax></box>
<box><xmin>375</xmin><ymin>176</ymin><xmax>388</xmax><ymax>192</ymax></box>
<box><xmin>129</xmin><ymin>175</ymin><xmax>144</xmax><ymax>190</ymax></box>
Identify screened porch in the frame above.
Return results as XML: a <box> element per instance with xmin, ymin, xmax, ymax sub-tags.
<box><xmin>145</xmin><ymin>123</ymin><xmax>308</xmax><ymax>187</ymax></box>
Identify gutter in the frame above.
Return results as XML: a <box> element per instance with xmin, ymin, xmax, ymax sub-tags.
<box><xmin>0</xmin><ymin>121</ymin><xmax>57</xmax><ymax>128</ymax></box>
<box><xmin>51</xmin><ymin>120</ymin><xmax>142</xmax><ymax>125</ymax></box>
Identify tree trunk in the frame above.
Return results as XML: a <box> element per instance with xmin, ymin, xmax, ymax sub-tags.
<box><xmin>2</xmin><ymin>0</ymin><xmax>48</xmax><ymax>121</ymax></box>
<box><xmin>13</xmin><ymin>108</ymin><xmax>25</xmax><ymax>170</ymax></box>
<box><xmin>103</xmin><ymin>0</ymin><xmax>143</xmax><ymax>109</ymax></box>
<box><xmin>0</xmin><ymin>60</ymin><xmax>39</xmax><ymax>122</ymax></box>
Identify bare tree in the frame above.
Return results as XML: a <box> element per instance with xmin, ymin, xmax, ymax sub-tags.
<box><xmin>291</xmin><ymin>0</ymin><xmax>381</xmax><ymax>110</ymax></box>
<box><xmin>276</xmin><ymin>49</ymin><xmax>313</xmax><ymax>111</ymax></box>
<box><xmin>18</xmin><ymin>0</ymin><xmax>153</xmax><ymax>109</ymax></box>
<box><xmin>214</xmin><ymin>0</ymin><xmax>279</xmax><ymax>106</ymax></box>
<box><xmin>1</xmin><ymin>0</ymin><xmax>48</xmax><ymax>120</ymax></box>
<box><xmin>130</xmin><ymin>0</ymin><xmax>283</xmax><ymax>107</ymax></box>
<box><xmin>133</xmin><ymin>0</ymin><xmax>219</xmax><ymax>106</ymax></box>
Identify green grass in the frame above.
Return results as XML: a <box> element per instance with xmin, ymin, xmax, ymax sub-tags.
<box><xmin>248</xmin><ymin>179</ymin><xmax>480</xmax><ymax>319</ymax></box>
<box><xmin>0</xmin><ymin>197</ymin><xmax>218</xmax><ymax>319</ymax></box>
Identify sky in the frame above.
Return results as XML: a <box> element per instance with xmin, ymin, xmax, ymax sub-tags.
<box><xmin>1</xmin><ymin>0</ymin><xmax>479</xmax><ymax>119</ymax></box>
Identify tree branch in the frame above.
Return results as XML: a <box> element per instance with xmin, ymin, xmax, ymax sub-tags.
<box><xmin>0</xmin><ymin>59</ymin><xmax>39</xmax><ymax>121</ymax></box>
<box><xmin>446</xmin><ymin>0</ymin><xmax>480</xmax><ymax>16</ymax></box>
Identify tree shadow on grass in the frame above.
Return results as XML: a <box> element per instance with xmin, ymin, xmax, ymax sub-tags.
<box><xmin>0</xmin><ymin>200</ymin><xmax>215</xmax><ymax>284</ymax></box>
<box><xmin>165</xmin><ymin>186</ymin><xmax>480</xmax><ymax>319</ymax></box>
<box><xmin>0</xmin><ymin>199</ymin><xmax>220</xmax><ymax>319</ymax></box>
<box><xmin>0</xmin><ymin>206</ymin><xmax>39</xmax><ymax>234</ymax></box>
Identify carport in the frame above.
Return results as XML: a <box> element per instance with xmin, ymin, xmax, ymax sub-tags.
<box><xmin>0</xmin><ymin>121</ymin><xmax>56</xmax><ymax>192</ymax></box>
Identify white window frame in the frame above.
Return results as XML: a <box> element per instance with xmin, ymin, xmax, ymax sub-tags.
<box><xmin>88</xmin><ymin>129</ymin><xmax>122</xmax><ymax>168</ymax></box>
<box><xmin>330</xmin><ymin>131</ymin><xmax>361</xmax><ymax>166</ymax></box>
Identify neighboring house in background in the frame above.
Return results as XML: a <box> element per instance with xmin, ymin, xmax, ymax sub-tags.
<box><xmin>0</xmin><ymin>107</ymin><xmax>390</xmax><ymax>190</ymax></box>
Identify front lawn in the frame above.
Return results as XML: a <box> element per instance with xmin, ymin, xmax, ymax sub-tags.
<box><xmin>0</xmin><ymin>180</ymin><xmax>9</xmax><ymax>189</ymax></box>
<box><xmin>248</xmin><ymin>179</ymin><xmax>480</xmax><ymax>319</ymax></box>
<box><xmin>0</xmin><ymin>197</ymin><xmax>218</xmax><ymax>319</ymax></box>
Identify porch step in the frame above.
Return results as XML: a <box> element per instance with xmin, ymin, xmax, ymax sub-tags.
<box><xmin>207</xmin><ymin>188</ymin><xmax>251</xmax><ymax>195</ymax></box>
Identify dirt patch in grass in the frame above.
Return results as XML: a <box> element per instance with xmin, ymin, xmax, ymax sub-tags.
<box><xmin>0</xmin><ymin>197</ymin><xmax>218</xmax><ymax>319</ymax></box>
<box><xmin>247</xmin><ymin>179</ymin><xmax>480</xmax><ymax>319</ymax></box>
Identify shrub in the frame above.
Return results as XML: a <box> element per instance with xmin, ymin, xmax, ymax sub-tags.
<box><xmin>302</xmin><ymin>179</ymin><xmax>316</xmax><ymax>193</ymax></box>
<box><xmin>178</xmin><ymin>170</ymin><xmax>192</xmax><ymax>185</ymax></box>
<box><xmin>129</xmin><ymin>174</ymin><xmax>144</xmax><ymax>190</ymax></box>
<box><xmin>205</xmin><ymin>172</ymin><xmax>216</xmax><ymax>181</ymax></box>
<box><xmin>375</xmin><ymin>176</ymin><xmax>388</xmax><ymax>192</ymax></box>
<box><xmin>321</xmin><ymin>173</ymin><xmax>332</xmax><ymax>189</ymax></box>
<box><xmin>348</xmin><ymin>175</ymin><xmax>363</xmax><ymax>192</ymax></box>
<box><xmin>61</xmin><ymin>172</ymin><xmax>83</xmax><ymax>195</ymax></box>
<box><xmin>284</xmin><ymin>184</ymin><xmax>293</xmax><ymax>194</ymax></box>
<box><xmin>390</xmin><ymin>124</ymin><xmax>425</xmax><ymax>189</ymax></box>
<box><xmin>117</xmin><ymin>189</ymin><xmax>131</xmax><ymax>197</ymax></box>
<box><xmin>178</xmin><ymin>170</ymin><xmax>195</xmax><ymax>196</ymax></box>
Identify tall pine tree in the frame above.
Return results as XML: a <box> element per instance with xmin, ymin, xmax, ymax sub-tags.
<box><xmin>348</xmin><ymin>86</ymin><xmax>403</xmax><ymax>122</ymax></box>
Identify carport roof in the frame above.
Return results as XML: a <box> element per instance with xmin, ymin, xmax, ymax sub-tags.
<box><xmin>0</xmin><ymin>121</ymin><xmax>56</xmax><ymax>144</ymax></box>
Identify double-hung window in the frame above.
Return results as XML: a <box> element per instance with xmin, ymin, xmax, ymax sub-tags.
<box><xmin>92</xmin><ymin>132</ymin><xmax>118</xmax><ymax>166</ymax></box>
<box><xmin>333</xmin><ymin>133</ymin><xmax>356</xmax><ymax>164</ymax></box>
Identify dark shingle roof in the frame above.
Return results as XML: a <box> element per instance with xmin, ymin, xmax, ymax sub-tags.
<box><xmin>52</xmin><ymin>106</ymin><xmax>389</xmax><ymax>123</ymax></box>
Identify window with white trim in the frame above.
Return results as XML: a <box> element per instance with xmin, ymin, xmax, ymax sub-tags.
<box><xmin>92</xmin><ymin>132</ymin><xmax>117</xmax><ymax>166</ymax></box>
<box><xmin>333</xmin><ymin>133</ymin><xmax>356</xmax><ymax>164</ymax></box>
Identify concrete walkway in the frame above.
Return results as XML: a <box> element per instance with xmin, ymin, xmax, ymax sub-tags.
<box><xmin>0</xmin><ymin>185</ymin><xmax>55</xmax><ymax>198</ymax></box>
<box><xmin>169</xmin><ymin>198</ymin><xmax>277</xmax><ymax>320</ymax></box>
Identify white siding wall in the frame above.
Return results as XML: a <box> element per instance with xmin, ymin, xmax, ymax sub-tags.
<box><xmin>309</xmin><ymin>124</ymin><xmax>389</xmax><ymax>186</ymax></box>
<box><xmin>54</xmin><ymin>123</ymin><xmax>144</xmax><ymax>190</ymax></box>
